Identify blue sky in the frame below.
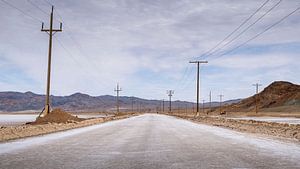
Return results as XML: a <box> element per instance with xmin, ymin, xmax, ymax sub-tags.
<box><xmin>0</xmin><ymin>0</ymin><xmax>299</xmax><ymax>102</ymax></box>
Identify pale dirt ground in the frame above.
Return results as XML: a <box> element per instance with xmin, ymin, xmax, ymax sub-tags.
<box><xmin>0</xmin><ymin>113</ymin><xmax>111</xmax><ymax>126</ymax></box>
<box><xmin>172</xmin><ymin>112</ymin><xmax>300</xmax><ymax>141</ymax></box>
<box><xmin>0</xmin><ymin>114</ymin><xmax>136</xmax><ymax>142</ymax></box>
<box><xmin>0</xmin><ymin>114</ymin><xmax>299</xmax><ymax>169</ymax></box>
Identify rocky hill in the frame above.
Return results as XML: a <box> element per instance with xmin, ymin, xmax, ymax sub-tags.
<box><xmin>228</xmin><ymin>81</ymin><xmax>300</xmax><ymax>112</ymax></box>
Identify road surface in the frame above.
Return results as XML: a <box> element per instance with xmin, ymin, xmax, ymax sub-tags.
<box><xmin>1</xmin><ymin>114</ymin><xmax>300</xmax><ymax>169</ymax></box>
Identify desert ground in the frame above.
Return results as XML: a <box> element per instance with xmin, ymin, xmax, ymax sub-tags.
<box><xmin>1</xmin><ymin>114</ymin><xmax>299</xmax><ymax>169</ymax></box>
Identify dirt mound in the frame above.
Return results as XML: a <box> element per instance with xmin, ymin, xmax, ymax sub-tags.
<box><xmin>31</xmin><ymin>109</ymin><xmax>84</xmax><ymax>125</ymax></box>
<box><xmin>227</xmin><ymin>81</ymin><xmax>300</xmax><ymax>112</ymax></box>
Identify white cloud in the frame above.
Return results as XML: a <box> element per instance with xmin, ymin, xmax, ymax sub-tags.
<box><xmin>0</xmin><ymin>0</ymin><xmax>299</xmax><ymax>101</ymax></box>
<box><xmin>210</xmin><ymin>53</ymin><xmax>296</xmax><ymax>69</ymax></box>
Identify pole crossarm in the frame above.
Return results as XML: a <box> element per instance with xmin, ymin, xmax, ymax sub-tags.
<box><xmin>189</xmin><ymin>61</ymin><xmax>208</xmax><ymax>64</ymax></box>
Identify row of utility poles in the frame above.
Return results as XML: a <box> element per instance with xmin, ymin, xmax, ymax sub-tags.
<box><xmin>39</xmin><ymin>6</ymin><xmax>262</xmax><ymax>117</ymax></box>
<box><xmin>111</xmin><ymin>84</ymin><xmax>261</xmax><ymax>115</ymax></box>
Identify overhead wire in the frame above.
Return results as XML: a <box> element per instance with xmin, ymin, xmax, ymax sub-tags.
<box><xmin>2</xmin><ymin>0</ymin><xmax>112</xmax><ymax>102</ymax></box>
<box><xmin>42</xmin><ymin>0</ymin><xmax>118</xmax><ymax>84</ymax></box>
<box><xmin>177</xmin><ymin>0</ymin><xmax>274</xmax><ymax>97</ymax></box>
<box><xmin>53</xmin><ymin>36</ymin><xmax>108</xmax><ymax>104</ymax></box>
<box><xmin>0</xmin><ymin>0</ymin><xmax>43</xmax><ymax>23</ymax></box>
<box><xmin>201</xmin><ymin>0</ymin><xmax>271</xmax><ymax>58</ymax></box>
<box><xmin>26</xmin><ymin>0</ymin><xmax>48</xmax><ymax>16</ymax></box>
<box><xmin>204</xmin><ymin>0</ymin><xmax>283</xmax><ymax>59</ymax></box>
<box><xmin>211</xmin><ymin>5</ymin><xmax>300</xmax><ymax>60</ymax></box>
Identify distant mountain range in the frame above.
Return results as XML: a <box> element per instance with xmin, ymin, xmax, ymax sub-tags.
<box><xmin>0</xmin><ymin>91</ymin><xmax>241</xmax><ymax>113</ymax></box>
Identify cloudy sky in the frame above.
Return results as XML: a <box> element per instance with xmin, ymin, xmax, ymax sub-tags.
<box><xmin>0</xmin><ymin>0</ymin><xmax>299</xmax><ymax>102</ymax></box>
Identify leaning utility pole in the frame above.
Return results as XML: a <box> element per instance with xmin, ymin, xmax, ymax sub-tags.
<box><xmin>39</xmin><ymin>6</ymin><xmax>62</xmax><ymax>118</ymax></box>
<box><xmin>189</xmin><ymin>60</ymin><xmax>208</xmax><ymax>116</ymax></box>
<box><xmin>252</xmin><ymin>83</ymin><xmax>262</xmax><ymax>114</ymax></box>
<box><xmin>166</xmin><ymin>90</ymin><xmax>174</xmax><ymax>113</ymax></box>
<box><xmin>114</xmin><ymin>83</ymin><xmax>122</xmax><ymax>113</ymax></box>
<box><xmin>219</xmin><ymin>94</ymin><xmax>224</xmax><ymax>114</ymax></box>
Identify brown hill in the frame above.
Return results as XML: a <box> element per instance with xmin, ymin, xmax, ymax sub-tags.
<box><xmin>228</xmin><ymin>81</ymin><xmax>300</xmax><ymax>112</ymax></box>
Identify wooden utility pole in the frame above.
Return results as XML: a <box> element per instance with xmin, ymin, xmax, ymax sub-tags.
<box><xmin>209</xmin><ymin>91</ymin><xmax>212</xmax><ymax>114</ymax></box>
<box><xmin>114</xmin><ymin>83</ymin><xmax>122</xmax><ymax>113</ymax></box>
<box><xmin>189</xmin><ymin>60</ymin><xmax>208</xmax><ymax>116</ymax></box>
<box><xmin>252</xmin><ymin>83</ymin><xmax>262</xmax><ymax>114</ymax></box>
<box><xmin>39</xmin><ymin>6</ymin><xmax>62</xmax><ymax>118</ymax></box>
<box><xmin>131</xmin><ymin>96</ymin><xmax>134</xmax><ymax>112</ymax></box>
<box><xmin>219</xmin><ymin>94</ymin><xmax>224</xmax><ymax>114</ymax></box>
<box><xmin>161</xmin><ymin>99</ymin><xmax>165</xmax><ymax>112</ymax></box>
<box><xmin>166</xmin><ymin>90</ymin><xmax>174</xmax><ymax>113</ymax></box>
<box><xmin>136</xmin><ymin>100</ymin><xmax>139</xmax><ymax>112</ymax></box>
<box><xmin>202</xmin><ymin>99</ymin><xmax>205</xmax><ymax>114</ymax></box>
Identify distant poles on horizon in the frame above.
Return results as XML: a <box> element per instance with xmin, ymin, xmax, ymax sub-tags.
<box><xmin>166</xmin><ymin>90</ymin><xmax>174</xmax><ymax>113</ymax></box>
<box><xmin>114</xmin><ymin>83</ymin><xmax>122</xmax><ymax>113</ymax></box>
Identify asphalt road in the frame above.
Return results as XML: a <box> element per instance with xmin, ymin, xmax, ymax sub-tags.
<box><xmin>1</xmin><ymin>114</ymin><xmax>300</xmax><ymax>169</ymax></box>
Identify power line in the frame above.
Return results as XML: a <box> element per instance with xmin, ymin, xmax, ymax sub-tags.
<box><xmin>212</xmin><ymin>5</ymin><xmax>300</xmax><ymax>59</ymax></box>
<box><xmin>176</xmin><ymin>66</ymin><xmax>194</xmax><ymax>91</ymax></box>
<box><xmin>26</xmin><ymin>0</ymin><xmax>49</xmax><ymax>16</ymax></box>
<box><xmin>1</xmin><ymin>0</ymin><xmax>109</xmax><ymax>105</ymax></box>
<box><xmin>44</xmin><ymin>1</ymin><xmax>116</xmax><ymax>84</ymax></box>
<box><xmin>43</xmin><ymin>0</ymin><xmax>53</xmax><ymax>7</ymax></box>
<box><xmin>0</xmin><ymin>0</ymin><xmax>43</xmax><ymax>23</ymax></box>
<box><xmin>53</xmin><ymin>37</ymin><xmax>110</xmax><ymax>105</ymax></box>
<box><xmin>201</xmin><ymin>0</ymin><xmax>271</xmax><ymax>58</ymax></box>
<box><xmin>174</xmin><ymin>65</ymin><xmax>190</xmax><ymax>90</ymax></box>
<box><xmin>42</xmin><ymin>0</ymin><xmax>118</xmax><ymax>88</ymax></box>
<box><xmin>206</xmin><ymin>0</ymin><xmax>282</xmax><ymax>58</ymax></box>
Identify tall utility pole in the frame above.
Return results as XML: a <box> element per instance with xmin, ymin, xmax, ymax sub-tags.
<box><xmin>219</xmin><ymin>94</ymin><xmax>224</xmax><ymax>114</ymax></box>
<box><xmin>136</xmin><ymin>100</ymin><xmax>139</xmax><ymax>112</ymax></box>
<box><xmin>166</xmin><ymin>90</ymin><xmax>174</xmax><ymax>113</ymax></box>
<box><xmin>131</xmin><ymin>96</ymin><xmax>134</xmax><ymax>112</ymax></box>
<box><xmin>252</xmin><ymin>83</ymin><xmax>262</xmax><ymax>114</ymax></box>
<box><xmin>189</xmin><ymin>60</ymin><xmax>208</xmax><ymax>116</ymax></box>
<box><xmin>209</xmin><ymin>91</ymin><xmax>212</xmax><ymax>114</ymax></box>
<box><xmin>162</xmin><ymin>99</ymin><xmax>165</xmax><ymax>112</ymax></box>
<box><xmin>202</xmin><ymin>99</ymin><xmax>205</xmax><ymax>114</ymax></box>
<box><xmin>39</xmin><ymin>6</ymin><xmax>62</xmax><ymax>118</ymax></box>
<box><xmin>114</xmin><ymin>83</ymin><xmax>122</xmax><ymax>113</ymax></box>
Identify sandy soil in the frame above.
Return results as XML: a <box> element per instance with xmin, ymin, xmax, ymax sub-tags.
<box><xmin>0</xmin><ymin>111</ymin><xmax>139</xmax><ymax>142</ymax></box>
<box><xmin>172</xmin><ymin>113</ymin><xmax>300</xmax><ymax>141</ymax></box>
